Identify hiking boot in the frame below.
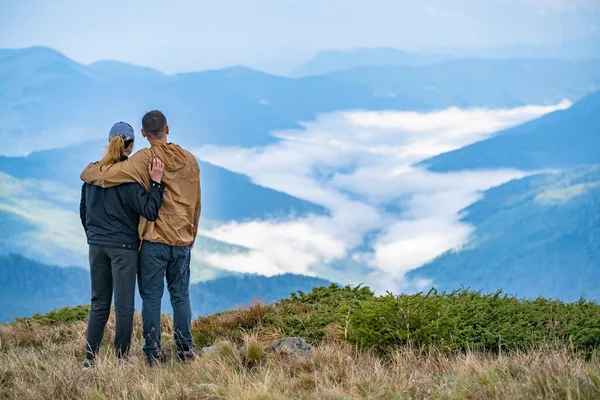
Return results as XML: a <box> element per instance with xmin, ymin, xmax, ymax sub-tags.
<box><xmin>117</xmin><ymin>355</ymin><xmax>138</xmax><ymax>367</ymax></box>
<box><xmin>82</xmin><ymin>358</ymin><xmax>95</xmax><ymax>370</ymax></box>
<box><xmin>146</xmin><ymin>350</ymin><xmax>167</xmax><ymax>367</ymax></box>
<box><xmin>177</xmin><ymin>348</ymin><xmax>196</xmax><ymax>363</ymax></box>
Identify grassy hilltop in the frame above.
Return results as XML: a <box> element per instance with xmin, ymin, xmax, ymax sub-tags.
<box><xmin>1</xmin><ymin>285</ymin><xmax>600</xmax><ymax>399</ymax></box>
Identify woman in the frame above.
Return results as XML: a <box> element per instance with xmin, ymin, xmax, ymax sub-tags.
<box><xmin>79</xmin><ymin>121</ymin><xmax>165</xmax><ymax>368</ymax></box>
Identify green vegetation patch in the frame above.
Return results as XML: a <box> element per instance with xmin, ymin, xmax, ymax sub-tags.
<box><xmin>12</xmin><ymin>305</ymin><xmax>90</xmax><ymax>326</ymax></box>
<box><xmin>193</xmin><ymin>284</ymin><xmax>600</xmax><ymax>354</ymax></box>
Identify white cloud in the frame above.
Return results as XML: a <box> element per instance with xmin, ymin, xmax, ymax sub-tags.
<box><xmin>193</xmin><ymin>101</ymin><xmax>569</xmax><ymax>291</ymax></box>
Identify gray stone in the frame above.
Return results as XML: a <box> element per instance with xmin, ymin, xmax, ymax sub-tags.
<box><xmin>202</xmin><ymin>340</ymin><xmax>241</xmax><ymax>355</ymax></box>
<box><xmin>271</xmin><ymin>337</ymin><xmax>312</xmax><ymax>357</ymax></box>
<box><xmin>202</xmin><ymin>342</ymin><xmax>223</xmax><ymax>354</ymax></box>
<box><xmin>192</xmin><ymin>383</ymin><xmax>218</xmax><ymax>391</ymax></box>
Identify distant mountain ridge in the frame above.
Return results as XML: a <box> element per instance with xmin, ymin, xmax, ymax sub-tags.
<box><xmin>293</xmin><ymin>47</ymin><xmax>450</xmax><ymax>77</ymax></box>
<box><xmin>293</xmin><ymin>36</ymin><xmax>600</xmax><ymax>78</ymax></box>
<box><xmin>0</xmin><ymin>254</ymin><xmax>330</xmax><ymax>322</ymax></box>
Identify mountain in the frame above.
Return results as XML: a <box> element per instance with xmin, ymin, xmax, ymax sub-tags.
<box><xmin>0</xmin><ymin>254</ymin><xmax>330</xmax><ymax>322</ymax></box>
<box><xmin>407</xmin><ymin>165</ymin><xmax>600</xmax><ymax>302</ymax></box>
<box><xmin>0</xmin><ymin>46</ymin><xmax>427</xmax><ymax>156</ymax></box>
<box><xmin>421</xmin><ymin>90</ymin><xmax>600</xmax><ymax>172</ymax></box>
<box><xmin>293</xmin><ymin>47</ymin><xmax>449</xmax><ymax>77</ymax></box>
<box><xmin>328</xmin><ymin>58</ymin><xmax>600</xmax><ymax>108</ymax></box>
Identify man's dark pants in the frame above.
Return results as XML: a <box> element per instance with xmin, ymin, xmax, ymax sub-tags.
<box><xmin>138</xmin><ymin>240</ymin><xmax>193</xmax><ymax>359</ymax></box>
<box><xmin>86</xmin><ymin>245</ymin><xmax>137</xmax><ymax>360</ymax></box>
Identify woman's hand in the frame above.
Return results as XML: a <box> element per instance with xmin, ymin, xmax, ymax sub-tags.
<box><xmin>149</xmin><ymin>157</ymin><xmax>165</xmax><ymax>183</ymax></box>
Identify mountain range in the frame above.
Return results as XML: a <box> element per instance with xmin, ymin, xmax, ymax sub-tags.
<box><xmin>293</xmin><ymin>36</ymin><xmax>600</xmax><ymax>77</ymax></box>
<box><xmin>292</xmin><ymin>47</ymin><xmax>450</xmax><ymax>77</ymax></box>
<box><xmin>3</xmin><ymin>46</ymin><xmax>600</xmax><ymax>157</ymax></box>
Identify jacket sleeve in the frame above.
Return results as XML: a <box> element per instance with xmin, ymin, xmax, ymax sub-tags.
<box><xmin>80</xmin><ymin>150</ymin><xmax>152</xmax><ymax>189</ymax></box>
<box><xmin>192</xmin><ymin>164</ymin><xmax>202</xmax><ymax>241</ymax></box>
<box><xmin>79</xmin><ymin>183</ymin><xmax>87</xmax><ymax>232</ymax></box>
<box><xmin>125</xmin><ymin>182</ymin><xmax>165</xmax><ymax>222</ymax></box>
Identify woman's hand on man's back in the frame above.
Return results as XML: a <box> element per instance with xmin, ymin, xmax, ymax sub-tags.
<box><xmin>149</xmin><ymin>158</ymin><xmax>165</xmax><ymax>183</ymax></box>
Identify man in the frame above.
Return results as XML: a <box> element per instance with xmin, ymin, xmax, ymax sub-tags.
<box><xmin>81</xmin><ymin>110</ymin><xmax>201</xmax><ymax>365</ymax></box>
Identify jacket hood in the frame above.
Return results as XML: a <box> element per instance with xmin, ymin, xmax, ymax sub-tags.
<box><xmin>150</xmin><ymin>143</ymin><xmax>187</xmax><ymax>172</ymax></box>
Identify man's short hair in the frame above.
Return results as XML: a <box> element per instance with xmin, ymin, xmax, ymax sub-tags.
<box><xmin>142</xmin><ymin>110</ymin><xmax>167</xmax><ymax>138</ymax></box>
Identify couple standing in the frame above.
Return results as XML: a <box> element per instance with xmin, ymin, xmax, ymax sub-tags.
<box><xmin>79</xmin><ymin>110</ymin><xmax>201</xmax><ymax>367</ymax></box>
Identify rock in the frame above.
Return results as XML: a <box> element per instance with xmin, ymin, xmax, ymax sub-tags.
<box><xmin>202</xmin><ymin>340</ymin><xmax>238</xmax><ymax>355</ymax></box>
<box><xmin>192</xmin><ymin>383</ymin><xmax>218</xmax><ymax>391</ymax></box>
<box><xmin>202</xmin><ymin>343</ymin><xmax>222</xmax><ymax>354</ymax></box>
<box><xmin>271</xmin><ymin>337</ymin><xmax>312</xmax><ymax>357</ymax></box>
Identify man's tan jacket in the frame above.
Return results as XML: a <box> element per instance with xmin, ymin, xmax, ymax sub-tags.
<box><xmin>81</xmin><ymin>143</ymin><xmax>201</xmax><ymax>247</ymax></box>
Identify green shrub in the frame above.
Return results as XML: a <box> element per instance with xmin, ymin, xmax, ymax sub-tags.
<box><xmin>346</xmin><ymin>289</ymin><xmax>600</xmax><ymax>353</ymax></box>
<box><xmin>258</xmin><ymin>285</ymin><xmax>600</xmax><ymax>354</ymax></box>
<box><xmin>263</xmin><ymin>284</ymin><xmax>373</xmax><ymax>342</ymax></box>
<box><xmin>13</xmin><ymin>305</ymin><xmax>90</xmax><ymax>325</ymax></box>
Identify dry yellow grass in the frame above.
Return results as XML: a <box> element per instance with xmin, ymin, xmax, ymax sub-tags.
<box><xmin>1</xmin><ymin>313</ymin><xmax>599</xmax><ymax>400</ymax></box>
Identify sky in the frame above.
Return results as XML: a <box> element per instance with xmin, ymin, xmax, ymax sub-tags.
<box><xmin>1</xmin><ymin>0</ymin><xmax>599</xmax><ymax>73</ymax></box>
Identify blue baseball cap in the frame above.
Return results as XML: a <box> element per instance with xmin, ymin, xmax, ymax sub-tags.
<box><xmin>108</xmin><ymin>121</ymin><xmax>135</xmax><ymax>141</ymax></box>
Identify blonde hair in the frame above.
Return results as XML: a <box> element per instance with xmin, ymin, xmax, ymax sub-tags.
<box><xmin>99</xmin><ymin>135</ymin><xmax>131</xmax><ymax>170</ymax></box>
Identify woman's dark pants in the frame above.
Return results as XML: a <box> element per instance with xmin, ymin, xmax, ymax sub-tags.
<box><xmin>85</xmin><ymin>245</ymin><xmax>137</xmax><ymax>360</ymax></box>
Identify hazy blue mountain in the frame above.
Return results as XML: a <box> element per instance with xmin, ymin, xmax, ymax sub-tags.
<box><xmin>421</xmin><ymin>90</ymin><xmax>600</xmax><ymax>172</ymax></box>
<box><xmin>0</xmin><ymin>254</ymin><xmax>330</xmax><ymax>322</ymax></box>
<box><xmin>0</xmin><ymin>46</ymin><xmax>427</xmax><ymax>155</ymax></box>
<box><xmin>293</xmin><ymin>47</ymin><xmax>449</xmax><ymax>77</ymax></box>
<box><xmin>328</xmin><ymin>58</ymin><xmax>600</xmax><ymax>108</ymax></box>
<box><xmin>407</xmin><ymin>165</ymin><xmax>600</xmax><ymax>302</ymax></box>
<box><xmin>86</xmin><ymin>60</ymin><xmax>165</xmax><ymax>80</ymax></box>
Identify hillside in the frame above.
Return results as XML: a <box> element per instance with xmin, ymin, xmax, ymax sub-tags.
<box><xmin>407</xmin><ymin>165</ymin><xmax>600</xmax><ymax>301</ymax></box>
<box><xmin>0</xmin><ymin>254</ymin><xmax>329</xmax><ymax>322</ymax></box>
<box><xmin>1</xmin><ymin>286</ymin><xmax>599</xmax><ymax>399</ymax></box>
<box><xmin>421</xmin><ymin>90</ymin><xmax>600</xmax><ymax>172</ymax></box>
<box><xmin>0</xmin><ymin>255</ymin><xmax>89</xmax><ymax>322</ymax></box>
